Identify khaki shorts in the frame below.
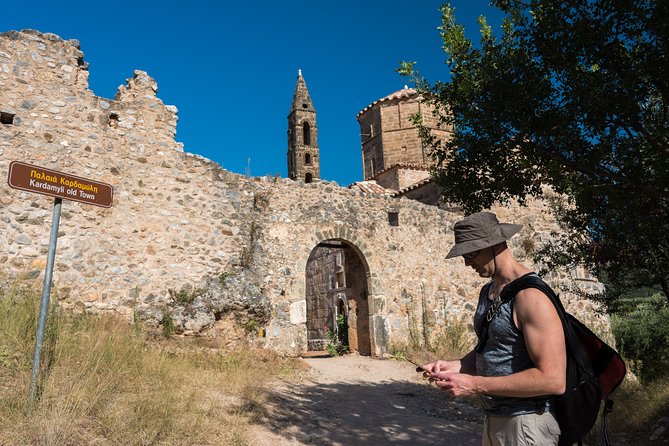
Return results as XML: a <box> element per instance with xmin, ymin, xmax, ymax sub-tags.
<box><xmin>482</xmin><ymin>411</ymin><xmax>561</xmax><ymax>446</ymax></box>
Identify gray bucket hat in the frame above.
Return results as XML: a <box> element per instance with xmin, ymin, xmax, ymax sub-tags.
<box><xmin>446</xmin><ymin>211</ymin><xmax>523</xmax><ymax>259</ymax></box>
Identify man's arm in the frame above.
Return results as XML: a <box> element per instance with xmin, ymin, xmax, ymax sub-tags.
<box><xmin>423</xmin><ymin>349</ymin><xmax>476</xmax><ymax>376</ymax></box>
<box><xmin>434</xmin><ymin>288</ymin><xmax>566</xmax><ymax>397</ymax></box>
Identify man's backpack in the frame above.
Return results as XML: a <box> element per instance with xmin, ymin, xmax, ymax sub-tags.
<box><xmin>485</xmin><ymin>274</ymin><xmax>627</xmax><ymax>446</ymax></box>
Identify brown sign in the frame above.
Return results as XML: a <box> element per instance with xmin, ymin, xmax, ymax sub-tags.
<box><xmin>8</xmin><ymin>161</ymin><xmax>113</xmax><ymax>208</ymax></box>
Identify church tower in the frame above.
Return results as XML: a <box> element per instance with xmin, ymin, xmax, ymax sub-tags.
<box><xmin>287</xmin><ymin>70</ymin><xmax>320</xmax><ymax>183</ymax></box>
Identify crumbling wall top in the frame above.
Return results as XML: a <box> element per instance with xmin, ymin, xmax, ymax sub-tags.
<box><xmin>0</xmin><ymin>29</ymin><xmax>182</xmax><ymax>152</ymax></box>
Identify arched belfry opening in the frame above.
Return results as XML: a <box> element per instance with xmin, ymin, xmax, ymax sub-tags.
<box><xmin>303</xmin><ymin>121</ymin><xmax>311</xmax><ymax>146</ymax></box>
<box><xmin>305</xmin><ymin>239</ymin><xmax>371</xmax><ymax>355</ymax></box>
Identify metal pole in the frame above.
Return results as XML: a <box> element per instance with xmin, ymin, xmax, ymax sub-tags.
<box><xmin>28</xmin><ymin>197</ymin><xmax>62</xmax><ymax>404</ymax></box>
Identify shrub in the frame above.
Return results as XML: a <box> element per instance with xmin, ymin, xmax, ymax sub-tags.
<box><xmin>430</xmin><ymin>316</ymin><xmax>471</xmax><ymax>361</ymax></box>
<box><xmin>161</xmin><ymin>312</ymin><xmax>175</xmax><ymax>337</ymax></box>
<box><xmin>611</xmin><ymin>297</ymin><xmax>669</xmax><ymax>382</ymax></box>
<box><xmin>324</xmin><ymin>314</ymin><xmax>349</xmax><ymax>356</ymax></box>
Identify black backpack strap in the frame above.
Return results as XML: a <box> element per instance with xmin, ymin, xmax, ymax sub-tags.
<box><xmin>476</xmin><ymin>274</ymin><xmax>594</xmax><ymax>373</ymax></box>
<box><xmin>497</xmin><ymin>275</ymin><xmax>597</xmax><ymax>376</ymax></box>
<box><xmin>474</xmin><ymin>281</ymin><xmax>502</xmax><ymax>353</ymax></box>
<box><xmin>476</xmin><ymin>273</ymin><xmax>545</xmax><ymax>352</ymax></box>
<box><xmin>601</xmin><ymin>396</ymin><xmax>614</xmax><ymax>446</ymax></box>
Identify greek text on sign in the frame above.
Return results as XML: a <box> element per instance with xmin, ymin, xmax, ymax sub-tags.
<box><xmin>8</xmin><ymin>161</ymin><xmax>114</xmax><ymax>208</ymax></box>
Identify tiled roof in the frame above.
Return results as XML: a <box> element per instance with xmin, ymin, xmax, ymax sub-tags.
<box><xmin>347</xmin><ymin>181</ymin><xmax>395</xmax><ymax>196</ymax></box>
<box><xmin>371</xmin><ymin>163</ymin><xmax>430</xmax><ymax>180</ymax></box>
<box><xmin>357</xmin><ymin>86</ymin><xmax>418</xmax><ymax>118</ymax></box>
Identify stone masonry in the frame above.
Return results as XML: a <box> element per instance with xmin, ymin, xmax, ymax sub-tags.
<box><xmin>0</xmin><ymin>30</ymin><xmax>611</xmax><ymax>356</ymax></box>
<box><xmin>357</xmin><ymin>86</ymin><xmax>451</xmax><ymax>181</ymax></box>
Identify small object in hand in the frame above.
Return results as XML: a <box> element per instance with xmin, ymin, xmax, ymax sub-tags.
<box><xmin>406</xmin><ymin>358</ymin><xmax>431</xmax><ymax>375</ymax></box>
<box><xmin>406</xmin><ymin>359</ymin><xmax>449</xmax><ymax>383</ymax></box>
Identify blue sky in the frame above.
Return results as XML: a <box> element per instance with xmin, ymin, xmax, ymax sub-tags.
<box><xmin>2</xmin><ymin>1</ymin><xmax>503</xmax><ymax>186</ymax></box>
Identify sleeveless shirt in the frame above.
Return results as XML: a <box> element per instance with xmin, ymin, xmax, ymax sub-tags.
<box><xmin>473</xmin><ymin>273</ymin><xmax>554</xmax><ymax>416</ymax></box>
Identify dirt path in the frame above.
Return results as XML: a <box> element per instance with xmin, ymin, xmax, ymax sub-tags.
<box><xmin>249</xmin><ymin>355</ymin><xmax>483</xmax><ymax>445</ymax></box>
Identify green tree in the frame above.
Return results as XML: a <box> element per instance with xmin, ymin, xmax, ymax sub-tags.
<box><xmin>400</xmin><ymin>0</ymin><xmax>669</xmax><ymax>304</ymax></box>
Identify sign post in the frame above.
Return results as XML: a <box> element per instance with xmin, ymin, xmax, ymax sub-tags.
<box><xmin>28</xmin><ymin>197</ymin><xmax>62</xmax><ymax>403</ymax></box>
<box><xmin>7</xmin><ymin>161</ymin><xmax>113</xmax><ymax>404</ymax></box>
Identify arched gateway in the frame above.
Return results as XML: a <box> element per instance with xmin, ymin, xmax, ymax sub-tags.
<box><xmin>305</xmin><ymin>239</ymin><xmax>371</xmax><ymax>355</ymax></box>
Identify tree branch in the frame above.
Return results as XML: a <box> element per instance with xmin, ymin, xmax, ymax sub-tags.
<box><xmin>507</xmin><ymin>136</ymin><xmax>669</xmax><ymax>200</ymax></box>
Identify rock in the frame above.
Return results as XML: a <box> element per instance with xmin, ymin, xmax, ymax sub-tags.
<box><xmin>15</xmin><ymin>234</ymin><xmax>31</xmax><ymax>245</ymax></box>
<box><xmin>650</xmin><ymin>426</ymin><xmax>665</xmax><ymax>441</ymax></box>
<box><xmin>23</xmin><ymin>270</ymin><xmax>41</xmax><ymax>279</ymax></box>
<box><xmin>20</xmin><ymin>100</ymin><xmax>36</xmax><ymax>110</ymax></box>
<box><xmin>134</xmin><ymin>305</ymin><xmax>163</xmax><ymax>323</ymax></box>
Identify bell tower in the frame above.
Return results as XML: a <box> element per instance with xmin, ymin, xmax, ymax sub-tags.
<box><xmin>287</xmin><ymin>69</ymin><xmax>320</xmax><ymax>183</ymax></box>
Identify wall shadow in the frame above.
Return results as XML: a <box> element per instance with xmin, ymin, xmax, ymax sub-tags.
<box><xmin>243</xmin><ymin>378</ymin><xmax>483</xmax><ymax>445</ymax></box>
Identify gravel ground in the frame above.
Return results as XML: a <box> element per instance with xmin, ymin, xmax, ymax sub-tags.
<box><xmin>249</xmin><ymin>354</ymin><xmax>483</xmax><ymax>446</ymax></box>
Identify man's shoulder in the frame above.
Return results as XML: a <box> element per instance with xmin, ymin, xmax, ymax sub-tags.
<box><xmin>514</xmin><ymin>285</ymin><xmax>560</xmax><ymax>323</ymax></box>
<box><xmin>515</xmin><ymin>286</ymin><xmax>551</xmax><ymax>301</ymax></box>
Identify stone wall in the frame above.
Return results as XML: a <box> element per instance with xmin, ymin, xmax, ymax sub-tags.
<box><xmin>398</xmin><ymin>181</ymin><xmax>442</xmax><ymax>205</ymax></box>
<box><xmin>0</xmin><ymin>30</ymin><xmax>611</xmax><ymax>356</ymax></box>
<box><xmin>375</xmin><ymin>165</ymin><xmax>431</xmax><ymax>191</ymax></box>
<box><xmin>397</xmin><ymin>167</ymin><xmax>430</xmax><ymax>191</ymax></box>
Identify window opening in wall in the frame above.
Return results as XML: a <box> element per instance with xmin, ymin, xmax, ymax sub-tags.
<box><xmin>334</xmin><ymin>253</ymin><xmax>346</xmax><ymax>288</ymax></box>
<box><xmin>371</xmin><ymin>157</ymin><xmax>376</xmax><ymax>177</ymax></box>
<box><xmin>388</xmin><ymin>211</ymin><xmax>399</xmax><ymax>227</ymax></box>
<box><xmin>305</xmin><ymin>153</ymin><xmax>312</xmax><ymax>165</ymax></box>
<box><xmin>303</xmin><ymin>121</ymin><xmax>311</xmax><ymax>145</ymax></box>
<box><xmin>109</xmin><ymin>112</ymin><xmax>119</xmax><ymax>128</ymax></box>
<box><xmin>0</xmin><ymin>111</ymin><xmax>15</xmax><ymax>125</ymax></box>
<box><xmin>305</xmin><ymin>172</ymin><xmax>313</xmax><ymax>183</ymax></box>
<box><xmin>370</xmin><ymin>124</ymin><xmax>374</xmax><ymax>138</ymax></box>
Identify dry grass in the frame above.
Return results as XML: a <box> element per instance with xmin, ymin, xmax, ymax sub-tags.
<box><xmin>608</xmin><ymin>376</ymin><xmax>669</xmax><ymax>433</ymax></box>
<box><xmin>0</xmin><ymin>282</ymin><xmax>305</xmax><ymax>446</ymax></box>
<box><xmin>401</xmin><ymin>326</ymin><xmax>472</xmax><ymax>367</ymax></box>
<box><xmin>399</xmin><ymin>296</ymin><xmax>473</xmax><ymax>366</ymax></box>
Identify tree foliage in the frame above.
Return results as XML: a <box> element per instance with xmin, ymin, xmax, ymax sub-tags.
<box><xmin>400</xmin><ymin>0</ymin><xmax>669</xmax><ymax>303</ymax></box>
<box><xmin>612</xmin><ymin>297</ymin><xmax>669</xmax><ymax>382</ymax></box>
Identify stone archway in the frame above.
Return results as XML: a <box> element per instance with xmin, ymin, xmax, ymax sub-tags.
<box><xmin>305</xmin><ymin>239</ymin><xmax>371</xmax><ymax>355</ymax></box>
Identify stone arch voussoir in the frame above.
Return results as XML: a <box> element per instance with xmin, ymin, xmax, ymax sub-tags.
<box><xmin>311</xmin><ymin>227</ymin><xmax>372</xmax><ymax>294</ymax></box>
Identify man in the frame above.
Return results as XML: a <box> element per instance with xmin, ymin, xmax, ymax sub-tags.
<box><xmin>423</xmin><ymin>211</ymin><xmax>566</xmax><ymax>446</ymax></box>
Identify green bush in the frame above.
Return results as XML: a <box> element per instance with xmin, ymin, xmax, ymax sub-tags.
<box><xmin>611</xmin><ymin>298</ymin><xmax>669</xmax><ymax>382</ymax></box>
<box><xmin>161</xmin><ymin>312</ymin><xmax>175</xmax><ymax>337</ymax></box>
<box><xmin>324</xmin><ymin>314</ymin><xmax>349</xmax><ymax>356</ymax></box>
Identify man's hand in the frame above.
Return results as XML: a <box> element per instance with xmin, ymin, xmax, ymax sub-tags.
<box><xmin>422</xmin><ymin>359</ymin><xmax>461</xmax><ymax>376</ymax></box>
<box><xmin>432</xmin><ymin>372</ymin><xmax>478</xmax><ymax>397</ymax></box>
